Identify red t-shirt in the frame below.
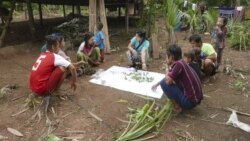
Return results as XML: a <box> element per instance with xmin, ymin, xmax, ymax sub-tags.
<box><xmin>29</xmin><ymin>51</ymin><xmax>70</xmax><ymax>94</ymax></box>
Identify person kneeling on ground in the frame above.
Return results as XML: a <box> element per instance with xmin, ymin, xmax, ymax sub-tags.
<box><xmin>41</xmin><ymin>33</ymin><xmax>86</xmax><ymax>67</ymax></box>
<box><xmin>189</xmin><ymin>34</ymin><xmax>217</xmax><ymax>76</ymax></box>
<box><xmin>152</xmin><ymin>44</ymin><xmax>203</xmax><ymax>112</ymax></box>
<box><xmin>29</xmin><ymin>35</ymin><xmax>77</xmax><ymax>96</ymax></box>
<box><xmin>77</xmin><ymin>32</ymin><xmax>100</xmax><ymax>75</ymax></box>
<box><xmin>127</xmin><ymin>29</ymin><xmax>149</xmax><ymax>71</ymax></box>
<box><xmin>77</xmin><ymin>32</ymin><xmax>100</xmax><ymax>66</ymax></box>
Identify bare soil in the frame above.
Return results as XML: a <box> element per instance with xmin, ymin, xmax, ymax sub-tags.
<box><xmin>0</xmin><ymin>18</ymin><xmax>250</xmax><ymax>141</ymax></box>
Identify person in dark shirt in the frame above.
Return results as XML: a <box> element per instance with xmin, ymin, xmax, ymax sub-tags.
<box><xmin>152</xmin><ymin>44</ymin><xmax>203</xmax><ymax>112</ymax></box>
<box><xmin>183</xmin><ymin>50</ymin><xmax>202</xmax><ymax>80</ymax></box>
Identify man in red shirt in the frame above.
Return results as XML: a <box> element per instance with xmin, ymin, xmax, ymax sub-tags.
<box><xmin>30</xmin><ymin>35</ymin><xmax>77</xmax><ymax>96</ymax></box>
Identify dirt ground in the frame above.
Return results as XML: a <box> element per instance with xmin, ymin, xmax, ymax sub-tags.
<box><xmin>0</xmin><ymin>18</ymin><xmax>250</xmax><ymax>141</ymax></box>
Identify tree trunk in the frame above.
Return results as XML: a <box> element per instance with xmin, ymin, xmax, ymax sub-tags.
<box><xmin>38</xmin><ymin>3</ymin><xmax>43</xmax><ymax>27</ymax></box>
<box><xmin>99</xmin><ymin>0</ymin><xmax>111</xmax><ymax>54</ymax></box>
<box><xmin>89</xmin><ymin>0</ymin><xmax>97</xmax><ymax>33</ymax></box>
<box><xmin>63</xmin><ymin>5</ymin><xmax>66</xmax><ymax>18</ymax></box>
<box><xmin>26</xmin><ymin>0</ymin><xmax>36</xmax><ymax>39</ymax></box>
<box><xmin>125</xmin><ymin>0</ymin><xmax>129</xmax><ymax>33</ymax></box>
<box><xmin>0</xmin><ymin>0</ymin><xmax>15</xmax><ymax>47</ymax></box>
<box><xmin>72</xmin><ymin>5</ymin><xmax>75</xmax><ymax>17</ymax></box>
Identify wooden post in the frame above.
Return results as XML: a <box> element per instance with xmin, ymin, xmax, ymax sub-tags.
<box><xmin>63</xmin><ymin>5</ymin><xmax>66</xmax><ymax>18</ymax></box>
<box><xmin>72</xmin><ymin>5</ymin><xmax>75</xmax><ymax>17</ymax></box>
<box><xmin>125</xmin><ymin>0</ymin><xmax>129</xmax><ymax>33</ymax></box>
<box><xmin>89</xmin><ymin>0</ymin><xmax>97</xmax><ymax>32</ymax></box>
<box><xmin>118</xmin><ymin>7</ymin><xmax>121</xmax><ymax>17</ymax></box>
<box><xmin>99</xmin><ymin>0</ymin><xmax>111</xmax><ymax>53</ymax></box>
<box><xmin>38</xmin><ymin>3</ymin><xmax>43</xmax><ymax>27</ymax></box>
<box><xmin>151</xmin><ymin>33</ymin><xmax>160</xmax><ymax>59</ymax></box>
<box><xmin>96</xmin><ymin>0</ymin><xmax>100</xmax><ymax>22</ymax></box>
<box><xmin>77</xmin><ymin>5</ymin><xmax>81</xmax><ymax>15</ymax></box>
<box><xmin>26</xmin><ymin>0</ymin><xmax>36</xmax><ymax>40</ymax></box>
<box><xmin>0</xmin><ymin>0</ymin><xmax>15</xmax><ymax>47</ymax></box>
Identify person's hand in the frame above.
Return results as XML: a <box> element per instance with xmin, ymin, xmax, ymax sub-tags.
<box><xmin>142</xmin><ymin>63</ymin><xmax>147</xmax><ymax>71</ymax></box>
<box><xmin>71</xmin><ymin>82</ymin><xmax>77</xmax><ymax>91</ymax></box>
<box><xmin>151</xmin><ymin>84</ymin><xmax>158</xmax><ymax>91</ymax></box>
<box><xmin>222</xmin><ymin>44</ymin><xmax>226</xmax><ymax>49</ymax></box>
<box><xmin>79</xmin><ymin>61</ymin><xmax>86</xmax><ymax>65</ymax></box>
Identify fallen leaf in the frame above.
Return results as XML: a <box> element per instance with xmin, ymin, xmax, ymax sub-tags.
<box><xmin>115</xmin><ymin>99</ymin><xmax>128</xmax><ymax>103</ymax></box>
<box><xmin>7</xmin><ymin>128</ymin><xmax>23</xmax><ymax>137</ymax></box>
<box><xmin>62</xmin><ymin>135</ymin><xmax>84</xmax><ymax>140</ymax></box>
<box><xmin>47</xmin><ymin>134</ymin><xmax>60</xmax><ymax>141</ymax></box>
<box><xmin>0</xmin><ymin>134</ymin><xmax>8</xmax><ymax>139</ymax></box>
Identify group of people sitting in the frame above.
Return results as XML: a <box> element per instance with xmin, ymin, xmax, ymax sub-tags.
<box><xmin>128</xmin><ymin>16</ymin><xmax>227</xmax><ymax>112</ymax></box>
<box><xmin>29</xmin><ymin>15</ymin><xmax>227</xmax><ymax>112</ymax></box>
<box><xmin>30</xmin><ymin>23</ymin><xmax>105</xmax><ymax>96</ymax></box>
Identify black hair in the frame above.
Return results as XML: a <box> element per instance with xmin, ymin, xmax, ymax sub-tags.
<box><xmin>189</xmin><ymin>34</ymin><xmax>202</xmax><ymax>44</ymax></box>
<box><xmin>135</xmin><ymin>29</ymin><xmax>147</xmax><ymax>50</ymax></box>
<box><xmin>167</xmin><ymin>44</ymin><xmax>182</xmax><ymax>61</ymax></box>
<box><xmin>136</xmin><ymin>29</ymin><xmax>146</xmax><ymax>39</ymax></box>
<box><xmin>46</xmin><ymin>34</ymin><xmax>60</xmax><ymax>50</ymax></box>
<box><xmin>198</xmin><ymin>1</ymin><xmax>207</xmax><ymax>14</ymax></box>
<box><xmin>50</xmin><ymin>32</ymin><xmax>64</xmax><ymax>43</ymax></box>
<box><xmin>84</xmin><ymin>32</ymin><xmax>94</xmax><ymax>42</ymax></box>
<box><xmin>83</xmin><ymin>32</ymin><xmax>94</xmax><ymax>47</ymax></box>
<box><xmin>220</xmin><ymin>16</ymin><xmax>228</xmax><ymax>25</ymax></box>
<box><xmin>96</xmin><ymin>22</ymin><xmax>103</xmax><ymax>31</ymax></box>
<box><xmin>184</xmin><ymin>50</ymin><xmax>195</xmax><ymax>61</ymax></box>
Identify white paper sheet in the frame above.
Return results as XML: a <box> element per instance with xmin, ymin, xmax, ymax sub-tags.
<box><xmin>89</xmin><ymin>66</ymin><xmax>165</xmax><ymax>99</ymax></box>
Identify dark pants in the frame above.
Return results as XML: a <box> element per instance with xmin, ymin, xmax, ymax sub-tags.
<box><xmin>215</xmin><ymin>43</ymin><xmax>224</xmax><ymax>68</ymax></box>
<box><xmin>160</xmin><ymin>79</ymin><xmax>197</xmax><ymax>109</ymax></box>
<box><xmin>100</xmin><ymin>48</ymin><xmax>105</xmax><ymax>62</ymax></box>
<box><xmin>217</xmin><ymin>48</ymin><xmax>223</xmax><ymax>67</ymax></box>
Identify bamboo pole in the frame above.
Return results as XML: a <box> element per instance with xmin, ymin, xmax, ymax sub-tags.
<box><xmin>99</xmin><ymin>0</ymin><xmax>111</xmax><ymax>53</ymax></box>
<box><xmin>0</xmin><ymin>0</ymin><xmax>15</xmax><ymax>47</ymax></box>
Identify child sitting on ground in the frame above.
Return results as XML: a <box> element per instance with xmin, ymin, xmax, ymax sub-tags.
<box><xmin>41</xmin><ymin>33</ymin><xmax>85</xmax><ymax>68</ymax></box>
<box><xmin>77</xmin><ymin>32</ymin><xmax>100</xmax><ymax>75</ymax></box>
<box><xmin>184</xmin><ymin>50</ymin><xmax>202</xmax><ymax>80</ymax></box>
<box><xmin>95</xmin><ymin>22</ymin><xmax>105</xmax><ymax>63</ymax></box>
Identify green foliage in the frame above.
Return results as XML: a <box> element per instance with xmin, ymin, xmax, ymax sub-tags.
<box><xmin>47</xmin><ymin>134</ymin><xmax>60</xmax><ymax>141</ymax></box>
<box><xmin>163</xmin><ymin>0</ymin><xmax>178</xmax><ymax>44</ymax></box>
<box><xmin>138</xmin><ymin>0</ymin><xmax>162</xmax><ymax>36</ymax></box>
<box><xmin>228</xmin><ymin>20</ymin><xmax>250</xmax><ymax>51</ymax></box>
<box><xmin>205</xmin><ymin>8</ymin><xmax>219</xmax><ymax>31</ymax></box>
<box><xmin>234</xmin><ymin>80</ymin><xmax>247</xmax><ymax>92</ymax></box>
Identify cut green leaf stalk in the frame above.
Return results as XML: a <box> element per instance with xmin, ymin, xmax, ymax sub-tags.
<box><xmin>115</xmin><ymin>100</ymin><xmax>173</xmax><ymax>141</ymax></box>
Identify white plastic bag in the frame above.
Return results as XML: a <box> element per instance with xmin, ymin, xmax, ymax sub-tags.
<box><xmin>226</xmin><ymin>111</ymin><xmax>250</xmax><ymax>133</ymax></box>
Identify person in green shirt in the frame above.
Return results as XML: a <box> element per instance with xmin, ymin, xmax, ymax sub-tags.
<box><xmin>189</xmin><ymin>34</ymin><xmax>217</xmax><ymax>76</ymax></box>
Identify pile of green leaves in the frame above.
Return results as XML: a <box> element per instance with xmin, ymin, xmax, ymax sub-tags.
<box><xmin>234</xmin><ymin>80</ymin><xmax>247</xmax><ymax>92</ymax></box>
<box><xmin>228</xmin><ymin>20</ymin><xmax>250</xmax><ymax>51</ymax></box>
<box><xmin>115</xmin><ymin>100</ymin><xmax>173</xmax><ymax>141</ymax></box>
<box><xmin>123</xmin><ymin>72</ymin><xmax>154</xmax><ymax>83</ymax></box>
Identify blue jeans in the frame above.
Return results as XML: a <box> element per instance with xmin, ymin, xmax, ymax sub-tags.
<box><xmin>160</xmin><ymin>79</ymin><xmax>197</xmax><ymax>109</ymax></box>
